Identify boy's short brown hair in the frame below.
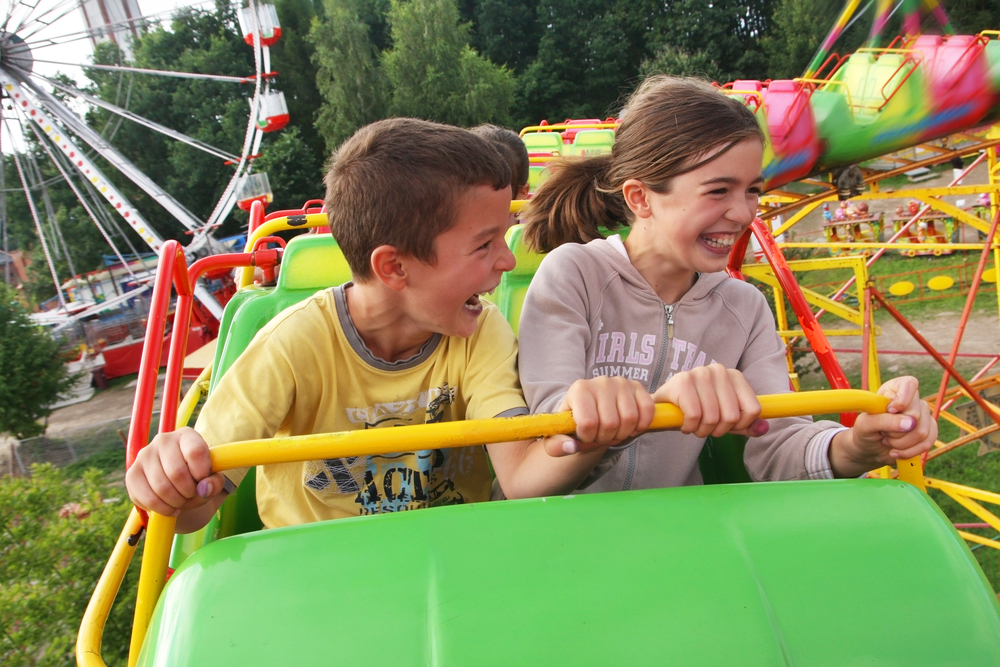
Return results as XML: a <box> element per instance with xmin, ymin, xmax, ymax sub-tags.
<box><xmin>325</xmin><ymin>118</ymin><xmax>512</xmax><ymax>282</ymax></box>
<box><xmin>471</xmin><ymin>124</ymin><xmax>530</xmax><ymax>199</ymax></box>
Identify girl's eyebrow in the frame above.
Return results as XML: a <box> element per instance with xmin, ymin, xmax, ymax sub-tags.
<box><xmin>700</xmin><ymin>175</ymin><xmax>765</xmax><ymax>186</ymax></box>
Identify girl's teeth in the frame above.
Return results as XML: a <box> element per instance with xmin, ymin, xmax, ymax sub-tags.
<box><xmin>703</xmin><ymin>235</ymin><xmax>735</xmax><ymax>249</ymax></box>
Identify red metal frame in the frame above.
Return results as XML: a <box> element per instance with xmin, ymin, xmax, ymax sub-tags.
<box><xmin>125</xmin><ymin>242</ymin><xmax>282</xmax><ymax>473</ymax></box>
<box><xmin>728</xmin><ymin>220</ymin><xmax>855</xmax><ymax>424</ymax></box>
<box><xmin>871</xmin><ymin>287</ymin><xmax>1000</xmax><ymax>430</ymax></box>
<box><xmin>931</xmin><ymin>206</ymin><xmax>1000</xmax><ymax>417</ymax></box>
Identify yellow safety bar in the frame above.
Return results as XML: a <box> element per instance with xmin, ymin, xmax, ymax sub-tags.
<box><xmin>93</xmin><ymin>389</ymin><xmax>929</xmax><ymax>666</ymax></box>
<box><xmin>77</xmin><ymin>364</ymin><xmax>212</xmax><ymax>667</ymax></box>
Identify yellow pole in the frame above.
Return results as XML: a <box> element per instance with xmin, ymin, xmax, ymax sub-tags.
<box><xmin>128</xmin><ymin>513</ymin><xmax>176</xmax><ymax>667</ymax></box>
<box><xmin>77</xmin><ymin>508</ymin><xmax>143</xmax><ymax>667</ymax></box>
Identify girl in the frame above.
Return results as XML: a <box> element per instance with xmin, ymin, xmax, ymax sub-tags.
<box><xmin>499</xmin><ymin>76</ymin><xmax>935</xmax><ymax>499</ymax></box>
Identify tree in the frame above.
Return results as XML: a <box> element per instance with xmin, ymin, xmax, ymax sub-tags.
<box><xmin>254</xmin><ymin>126</ymin><xmax>326</xmax><ymax>208</ymax></box>
<box><xmin>311</xmin><ymin>0</ymin><xmax>388</xmax><ymax>152</ymax></box>
<box><xmin>760</xmin><ymin>0</ymin><xmax>864</xmax><ymax>80</ymax></box>
<box><xmin>468</xmin><ymin>0</ymin><xmax>542</xmax><ymax>75</ymax></box>
<box><xmin>382</xmin><ymin>0</ymin><xmax>514</xmax><ymax>127</ymax></box>
<box><xmin>269</xmin><ymin>0</ymin><xmax>328</xmax><ymax>167</ymax></box>
<box><xmin>0</xmin><ymin>284</ymin><xmax>74</xmax><ymax>439</ymax></box>
<box><xmin>0</xmin><ymin>465</ymin><xmax>140</xmax><ymax>666</ymax></box>
<box><xmin>644</xmin><ymin>0</ymin><xmax>772</xmax><ymax>85</ymax></box>
<box><xmin>515</xmin><ymin>0</ymin><xmax>660</xmax><ymax>127</ymax></box>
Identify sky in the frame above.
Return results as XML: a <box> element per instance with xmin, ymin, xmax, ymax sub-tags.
<box><xmin>3</xmin><ymin>0</ymin><xmax>216</xmax><ymax>151</ymax></box>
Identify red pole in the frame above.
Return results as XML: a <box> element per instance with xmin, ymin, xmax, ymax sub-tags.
<box><xmin>126</xmin><ymin>241</ymin><xmax>183</xmax><ymax>469</ymax></box>
<box><xmin>932</xmin><ymin>206</ymin><xmax>1000</xmax><ymax>418</ymax></box>
<box><xmin>731</xmin><ymin>220</ymin><xmax>854</xmax><ymax>424</ymax></box>
<box><xmin>871</xmin><ymin>287</ymin><xmax>1000</xmax><ymax>428</ymax></box>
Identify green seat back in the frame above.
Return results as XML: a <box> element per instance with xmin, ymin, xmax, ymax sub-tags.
<box><xmin>522</xmin><ymin>132</ymin><xmax>564</xmax><ymax>154</ymax></box>
<box><xmin>527</xmin><ymin>165</ymin><xmax>550</xmax><ymax>192</ymax></box>
<box><xmin>571</xmin><ymin>129</ymin><xmax>615</xmax><ymax>156</ymax></box>
<box><xmin>171</xmin><ymin>235</ymin><xmax>353</xmax><ymax>568</ymax></box>
<box><xmin>210</xmin><ymin>234</ymin><xmax>353</xmax><ymax>391</ymax></box>
<box><xmin>142</xmin><ymin>480</ymin><xmax>1000</xmax><ymax>666</ymax></box>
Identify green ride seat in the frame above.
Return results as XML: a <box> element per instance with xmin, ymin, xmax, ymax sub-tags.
<box><xmin>571</xmin><ymin>129</ymin><xmax>615</xmax><ymax>156</ymax></box>
<box><xmin>170</xmin><ymin>234</ymin><xmax>353</xmax><ymax>569</ymax></box>
<box><xmin>527</xmin><ymin>165</ymin><xmax>550</xmax><ymax>192</ymax></box>
<box><xmin>210</xmin><ymin>234</ymin><xmax>354</xmax><ymax>391</ymax></box>
<box><xmin>141</xmin><ymin>480</ymin><xmax>1000</xmax><ymax>666</ymax></box>
<box><xmin>492</xmin><ymin>224</ymin><xmax>751</xmax><ymax>483</ymax></box>
<box><xmin>522</xmin><ymin>132</ymin><xmax>565</xmax><ymax>154</ymax></box>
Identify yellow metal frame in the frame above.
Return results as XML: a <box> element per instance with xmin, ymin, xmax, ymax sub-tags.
<box><xmin>925</xmin><ymin>478</ymin><xmax>1000</xmax><ymax>550</ymax></box>
<box><xmin>77</xmin><ymin>364</ymin><xmax>212</xmax><ymax>667</ymax></box>
<box><xmin>742</xmin><ymin>255</ymin><xmax>881</xmax><ymax>388</ymax></box>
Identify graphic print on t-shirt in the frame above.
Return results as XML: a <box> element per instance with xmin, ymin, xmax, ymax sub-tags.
<box><xmin>302</xmin><ymin>383</ymin><xmax>468</xmax><ymax>514</ymax></box>
<box><xmin>591</xmin><ymin>332</ymin><xmax>714</xmax><ymax>386</ymax></box>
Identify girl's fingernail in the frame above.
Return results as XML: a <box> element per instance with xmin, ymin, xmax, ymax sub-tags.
<box><xmin>900</xmin><ymin>417</ymin><xmax>914</xmax><ymax>431</ymax></box>
<box><xmin>197</xmin><ymin>479</ymin><xmax>211</xmax><ymax>498</ymax></box>
<box><xmin>753</xmin><ymin>419</ymin><xmax>769</xmax><ymax>436</ymax></box>
<box><xmin>562</xmin><ymin>440</ymin><xmax>578</xmax><ymax>455</ymax></box>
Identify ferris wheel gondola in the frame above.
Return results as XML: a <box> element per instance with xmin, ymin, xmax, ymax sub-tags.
<box><xmin>0</xmin><ymin>0</ymin><xmax>288</xmax><ymax>319</ymax></box>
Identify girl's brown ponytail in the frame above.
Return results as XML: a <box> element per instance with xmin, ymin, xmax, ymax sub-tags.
<box><xmin>522</xmin><ymin>154</ymin><xmax>629</xmax><ymax>253</ymax></box>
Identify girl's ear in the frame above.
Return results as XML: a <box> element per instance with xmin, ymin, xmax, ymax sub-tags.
<box><xmin>622</xmin><ymin>179</ymin><xmax>653</xmax><ymax>219</ymax></box>
<box><xmin>370</xmin><ymin>245</ymin><xmax>407</xmax><ymax>291</ymax></box>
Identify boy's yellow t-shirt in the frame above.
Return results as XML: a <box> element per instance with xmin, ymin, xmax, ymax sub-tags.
<box><xmin>195</xmin><ymin>284</ymin><xmax>527</xmax><ymax>528</ymax></box>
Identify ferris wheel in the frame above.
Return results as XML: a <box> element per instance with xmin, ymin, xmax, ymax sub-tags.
<box><xmin>0</xmin><ymin>0</ymin><xmax>290</xmax><ymax>318</ymax></box>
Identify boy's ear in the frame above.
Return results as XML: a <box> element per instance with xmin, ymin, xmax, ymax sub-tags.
<box><xmin>622</xmin><ymin>179</ymin><xmax>653</xmax><ymax>219</ymax></box>
<box><xmin>370</xmin><ymin>245</ymin><xmax>407</xmax><ymax>290</ymax></box>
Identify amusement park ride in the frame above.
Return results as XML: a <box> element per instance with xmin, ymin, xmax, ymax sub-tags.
<box><xmin>2</xmin><ymin>0</ymin><xmax>1000</xmax><ymax>664</ymax></box>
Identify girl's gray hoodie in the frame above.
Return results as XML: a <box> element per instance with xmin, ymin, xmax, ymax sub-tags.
<box><xmin>518</xmin><ymin>237</ymin><xmax>844</xmax><ymax>493</ymax></box>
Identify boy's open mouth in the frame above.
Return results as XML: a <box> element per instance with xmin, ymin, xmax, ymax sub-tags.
<box><xmin>464</xmin><ymin>292</ymin><xmax>485</xmax><ymax>310</ymax></box>
<box><xmin>700</xmin><ymin>232</ymin><xmax>738</xmax><ymax>250</ymax></box>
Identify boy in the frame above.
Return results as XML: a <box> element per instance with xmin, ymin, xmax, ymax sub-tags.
<box><xmin>126</xmin><ymin>118</ymin><xmax>561</xmax><ymax>531</ymax></box>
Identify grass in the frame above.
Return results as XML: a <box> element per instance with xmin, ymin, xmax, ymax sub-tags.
<box><xmin>774</xmin><ymin>249</ymin><xmax>998</xmax><ymax>321</ymax></box>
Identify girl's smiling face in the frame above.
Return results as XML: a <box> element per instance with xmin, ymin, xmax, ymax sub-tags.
<box><xmin>623</xmin><ymin>138</ymin><xmax>763</xmax><ymax>300</ymax></box>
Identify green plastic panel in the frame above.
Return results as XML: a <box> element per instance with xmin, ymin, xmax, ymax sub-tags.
<box><xmin>140</xmin><ymin>480</ymin><xmax>1000</xmax><ymax>666</ymax></box>
<box><xmin>817</xmin><ymin>52</ymin><xmax>929</xmax><ymax>168</ymax></box>
<box><xmin>522</xmin><ymin>132</ymin><xmax>564</xmax><ymax>154</ymax></box>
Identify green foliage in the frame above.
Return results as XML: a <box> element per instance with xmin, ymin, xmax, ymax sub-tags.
<box><xmin>0</xmin><ymin>285</ymin><xmax>74</xmax><ymax>439</ymax></box>
<box><xmin>760</xmin><ymin>0</ymin><xmax>867</xmax><ymax>80</ymax></box>
<box><xmin>383</xmin><ymin>0</ymin><xmax>514</xmax><ymax>126</ymax></box>
<box><xmin>467</xmin><ymin>0</ymin><xmax>541</xmax><ymax>75</ymax></box>
<box><xmin>516</xmin><ymin>0</ymin><xmax>651</xmax><ymax>126</ymax></box>
<box><xmin>311</xmin><ymin>0</ymin><xmax>388</xmax><ymax>151</ymax></box>
<box><xmin>312</xmin><ymin>0</ymin><xmax>513</xmax><ymax>150</ymax></box>
<box><xmin>640</xmin><ymin>43</ymin><xmax>724</xmax><ymax>81</ymax></box>
<box><xmin>254</xmin><ymin>126</ymin><xmax>325</xmax><ymax>209</ymax></box>
<box><xmin>644</xmin><ymin>0</ymin><xmax>772</xmax><ymax>83</ymax></box>
<box><xmin>0</xmin><ymin>465</ymin><xmax>140</xmax><ymax>666</ymax></box>
<box><xmin>269</xmin><ymin>0</ymin><xmax>327</xmax><ymax>169</ymax></box>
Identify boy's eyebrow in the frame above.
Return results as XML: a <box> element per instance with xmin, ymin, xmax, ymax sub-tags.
<box><xmin>473</xmin><ymin>224</ymin><xmax>507</xmax><ymax>241</ymax></box>
<box><xmin>701</xmin><ymin>175</ymin><xmax>765</xmax><ymax>186</ymax></box>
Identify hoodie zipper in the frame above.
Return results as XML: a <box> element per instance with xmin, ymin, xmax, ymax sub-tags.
<box><xmin>623</xmin><ymin>302</ymin><xmax>675</xmax><ymax>491</ymax></box>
